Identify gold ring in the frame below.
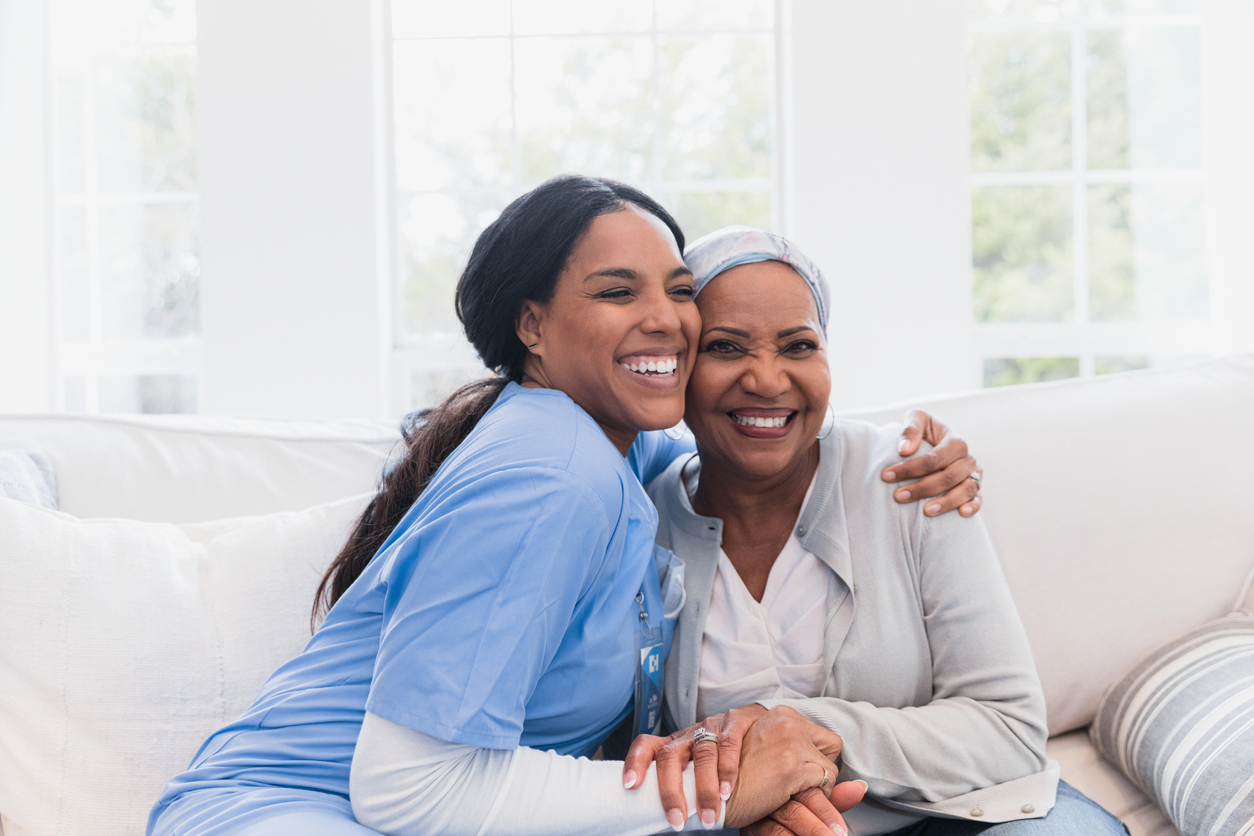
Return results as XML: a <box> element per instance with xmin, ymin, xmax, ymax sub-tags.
<box><xmin>819</xmin><ymin>769</ymin><xmax>830</xmax><ymax>790</ymax></box>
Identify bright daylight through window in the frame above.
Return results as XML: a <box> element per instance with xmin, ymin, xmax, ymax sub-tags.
<box><xmin>50</xmin><ymin>0</ymin><xmax>200</xmax><ymax>413</ymax></box>
<box><xmin>390</xmin><ymin>0</ymin><xmax>779</xmax><ymax>408</ymax></box>
<box><xmin>968</xmin><ymin>0</ymin><xmax>1207</xmax><ymax>387</ymax></box>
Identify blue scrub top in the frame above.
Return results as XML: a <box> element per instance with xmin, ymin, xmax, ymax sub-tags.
<box><xmin>148</xmin><ymin>383</ymin><xmax>694</xmax><ymax>828</ymax></box>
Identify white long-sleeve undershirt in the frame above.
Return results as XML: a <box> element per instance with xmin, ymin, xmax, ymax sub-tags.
<box><xmin>350</xmin><ymin>712</ymin><xmax>726</xmax><ymax>836</ymax></box>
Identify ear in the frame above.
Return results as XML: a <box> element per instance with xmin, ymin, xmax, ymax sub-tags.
<box><xmin>515</xmin><ymin>299</ymin><xmax>545</xmax><ymax>354</ymax></box>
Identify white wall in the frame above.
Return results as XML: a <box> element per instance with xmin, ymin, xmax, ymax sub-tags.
<box><xmin>787</xmin><ymin>0</ymin><xmax>978</xmax><ymax>411</ymax></box>
<box><xmin>0</xmin><ymin>0</ymin><xmax>53</xmax><ymax>411</ymax></box>
<box><xmin>196</xmin><ymin>0</ymin><xmax>392</xmax><ymax>418</ymax></box>
<box><xmin>1204</xmin><ymin>0</ymin><xmax>1254</xmax><ymax>357</ymax></box>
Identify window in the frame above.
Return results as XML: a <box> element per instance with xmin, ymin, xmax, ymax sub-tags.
<box><xmin>389</xmin><ymin>0</ymin><xmax>780</xmax><ymax>408</ymax></box>
<box><xmin>51</xmin><ymin>0</ymin><xmax>200</xmax><ymax>413</ymax></box>
<box><xmin>968</xmin><ymin>0</ymin><xmax>1208</xmax><ymax>386</ymax></box>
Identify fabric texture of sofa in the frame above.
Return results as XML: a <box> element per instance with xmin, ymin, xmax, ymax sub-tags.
<box><xmin>3</xmin><ymin>353</ymin><xmax>1253</xmax><ymax>836</ymax></box>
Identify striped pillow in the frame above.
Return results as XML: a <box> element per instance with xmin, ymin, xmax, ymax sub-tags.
<box><xmin>1090</xmin><ymin>613</ymin><xmax>1254</xmax><ymax>836</ymax></box>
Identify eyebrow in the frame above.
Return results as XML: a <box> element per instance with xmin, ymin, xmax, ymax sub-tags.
<box><xmin>585</xmin><ymin>266</ymin><xmax>693</xmax><ymax>282</ymax></box>
<box><xmin>703</xmin><ymin>325</ymin><xmax>817</xmax><ymax>339</ymax></box>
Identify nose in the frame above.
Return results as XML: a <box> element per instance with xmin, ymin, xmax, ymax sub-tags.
<box><xmin>638</xmin><ymin>282</ymin><xmax>684</xmax><ymax>336</ymax></box>
<box><xmin>740</xmin><ymin>353</ymin><xmax>790</xmax><ymax>400</ymax></box>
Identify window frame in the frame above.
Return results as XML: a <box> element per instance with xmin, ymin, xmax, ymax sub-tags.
<box><xmin>47</xmin><ymin>7</ymin><xmax>201</xmax><ymax>412</ymax></box>
<box><xmin>386</xmin><ymin>0</ymin><xmax>784</xmax><ymax>412</ymax></box>
<box><xmin>967</xmin><ymin>8</ymin><xmax>1210</xmax><ymax>381</ymax></box>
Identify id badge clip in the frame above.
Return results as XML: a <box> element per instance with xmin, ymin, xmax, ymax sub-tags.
<box><xmin>633</xmin><ymin>590</ymin><xmax>664</xmax><ymax>737</ymax></box>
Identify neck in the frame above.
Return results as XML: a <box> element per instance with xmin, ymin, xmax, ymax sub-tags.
<box><xmin>521</xmin><ymin>365</ymin><xmax>637</xmax><ymax>457</ymax></box>
<box><xmin>691</xmin><ymin>441</ymin><xmax>821</xmax><ymax>526</ymax></box>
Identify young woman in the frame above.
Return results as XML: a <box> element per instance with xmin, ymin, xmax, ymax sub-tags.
<box><xmin>147</xmin><ymin>179</ymin><xmax>975</xmax><ymax>836</ymax></box>
<box><xmin>624</xmin><ymin>226</ymin><xmax>1127</xmax><ymax>836</ymax></box>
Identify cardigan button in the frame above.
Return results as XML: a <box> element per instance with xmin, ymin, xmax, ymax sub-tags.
<box><xmin>797</xmin><ymin>524</ymin><xmax>808</xmax><ymax>536</ymax></box>
<box><xmin>1021</xmin><ymin>804</ymin><xmax>1035</xmax><ymax>814</ymax></box>
<box><xmin>970</xmin><ymin>808</ymin><xmax>984</xmax><ymax>818</ymax></box>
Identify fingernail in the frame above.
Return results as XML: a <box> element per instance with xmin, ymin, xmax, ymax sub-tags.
<box><xmin>898</xmin><ymin>438</ymin><xmax>909</xmax><ymax>454</ymax></box>
<box><xmin>925</xmin><ymin>502</ymin><xmax>941</xmax><ymax>515</ymax></box>
<box><xmin>720</xmin><ymin>781</ymin><xmax>731</xmax><ymax>800</ymax></box>
<box><xmin>667</xmin><ymin>809</ymin><xmax>685</xmax><ymax>831</ymax></box>
<box><xmin>895</xmin><ymin>490</ymin><xmax>910</xmax><ymax>502</ymax></box>
<box><xmin>623</xmin><ymin>770</ymin><xmax>636</xmax><ymax>789</ymax></box>
<box><xmin>701</xmin><ymin>809</ymin><xmax>717</xmax><ymax>828</ymax></box>
<box><xmin>856</xmin><ymin>780</ymin><xmax>869</xmax><ymax>792</ymax></box>
<box><xmin>831</xmin><ymin>824</ymin><xmax>847</xmax><ymax>836</ymax></box>
<box><xmin>882</xmin><ymin>470</ymin><xmax>897</xmax><ymax>482</ymax></box>
<box><xmin>960</xmin><ymin>505</ymin><xmax>972</xmax><ymax>516</ymax></box>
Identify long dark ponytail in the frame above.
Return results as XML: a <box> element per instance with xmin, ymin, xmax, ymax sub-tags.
<box><xmin>312</xmin><ymin>175</ymin><xmax>685</xmax><ymax>626</ymax></box>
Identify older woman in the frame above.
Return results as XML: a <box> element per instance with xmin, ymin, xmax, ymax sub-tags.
<box><xmin>627</xmin><ymin>227</ymin><xmax>1127</xmax><ymax>836</ymax></box>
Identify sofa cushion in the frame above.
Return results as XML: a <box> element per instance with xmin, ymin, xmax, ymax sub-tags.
<box><xmin>0</xmin><ymin>493</ymin><xmax>369</xmax><ymax>836</ymax></box>
<box><xmin>0</xmin><ymin>413</ymin><xmax>397</xmax><ymax>523</ymax></box>
<box><xmin>845</xmin><ymin>354</ymin><xmax>1254</xmax><ymax>734</ymax></box>
<box><xmin>1089</xmin><ymin>613</ymin><xmax>1254</xmax><ymax>836</ymax></box>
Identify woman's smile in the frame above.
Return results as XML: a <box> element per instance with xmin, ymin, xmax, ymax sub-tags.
<box><xmin>727</xmin><ymin>408</ymin><xmax>798</xmax><ymax>438</ymax></box>
<box><xmin>618</xmin><ymin>352</ymin><xmax>682</xmax><ymax>385</ymax></box>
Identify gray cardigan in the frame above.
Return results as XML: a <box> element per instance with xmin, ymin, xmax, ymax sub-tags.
<box><xmin>647</xmin><ymin>419</ymin><xmax>1060</xmax><ymax>825</ymax></box>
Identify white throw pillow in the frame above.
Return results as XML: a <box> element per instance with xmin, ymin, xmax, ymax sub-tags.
<box><xmin>0</xmin><ymin>492</ymin><xmax>370</xmax><ymax>836</ymax></box>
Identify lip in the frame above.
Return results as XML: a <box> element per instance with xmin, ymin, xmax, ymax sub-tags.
<box><xmin>727</xmin><ymin>407</ymin><xmax>798</xmax><ymax>439</ymax></box>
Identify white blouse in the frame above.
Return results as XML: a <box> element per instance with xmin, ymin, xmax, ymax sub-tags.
<box><xmin>690</xmin><ymin>475</ymin><xmax>835</xmax><ymax>721</ymax></box>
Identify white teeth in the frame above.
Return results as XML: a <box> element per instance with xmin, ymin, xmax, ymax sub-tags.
<box><xmin>732</xmin><ymin>414</ymin><xmax>788</xmax><ymax>429</ymax></box>
<box><xmin>619</xmin><ymin>357</ymin><xmax>678</xmax><ymax>376</ymax></box>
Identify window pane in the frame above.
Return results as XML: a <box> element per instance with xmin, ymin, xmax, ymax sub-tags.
<box><xmin>1086</xmin><ymin>0</ymin><xmax>1200</xmax><ymax>16</ymax></box>
<box><xmin>970</xmin><ymin>32</ymin><xmax>1071</xmax><ymax>172</ymax></box>
<box><xmin>64</xmin><ymin>376</ymin><xmax>86</xmax><ymax>412</ymax></box>
<box><xmin>660</xmin><ymin>35</ymin><xmax>772</xmax><ymax>181</ymax></box>
<box><xmin>515</xmin><ymin>37</ymin><xmax>654</xmax><ymax>184</ymax></box>
<box><xmin>95</xmin><ymin>46</ymin><xmax>197</xmax><ymax>193</ymax></box>
<box><xmin>411</xmin><ymin>366</ymin><xmax>490</xmax><ymax>410</ymax></box>
<box><xmin>400</xmin><ymin>192</ymin><xmax>511</xmax><ymax>335</ymax></box>
<box><xmin>984</xmin><ymin>357</ymin><xmax>1080</xmax><ymax>387</ymax></box>
<box><xmin>393</xmin><ymin>39</ymin><xmax>513</xmax><ymax>192</ymax></box>
<box><xmin>51</xmin><ymin>0</ymin><xmax>194</xmax><ymax>50</ymax></box>
<box><xmin>58</xmin><ymin>207</ymin><xmax>91</xmax><ymax>342</ymax></box>
<box><xmin>1094</xmin><ymin>355</ymin><xmax>1147</xmax><ymax>374</ymax></box>
<box><xmin>98</xmin><ymin>374</ymin><xmax>197</xmax><ymax>413</ymax></box>
<box><xmin>1088</xmin><ymin>181</ymin><xmax>1206</xmax><ymax>321</ymax></box>
<box><xmin>973</xmin><ymin>185</ymin><xmax>1073</xmax><ymax>322</ymax></box>
<box><xmin>1087</xmin><ymin>27</ymin><xmax>1201</xmax><ymax>170</ymax></box>
<box><xmin>657</xmin><ymin>0</ymin><xmax>774</xmax><ymax>30</ymax></box>
<box><xmin>967</xmin><ymin>0</ymin><xmax>1078</xmax><ymax>21</ymax></box>
<box><xmin>55</xmin><ymin>67</ymin><xmax>87</xmax><ymax>193</ymax></box>
<box><xmin>392</xmin><ymin>0</ymin><xmax>510</xmax><ymax>39</ymax></box>
<box><xmin>512</xmin><ymin>0</ymin><xmax>652</xmax><ymax>34</ymax></box>
<box><xmin>664</xmin><ymin>192</ymin><xmax>771</xmax><ymax>243</ymax></box>
<box><xmin>98</xmin><ymin>202</ymin><xmax>200</xmax><ymax>340</ymax></box>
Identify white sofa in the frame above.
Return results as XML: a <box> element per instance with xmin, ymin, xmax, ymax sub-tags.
<box><xmin>3</xmin><ymin>354</ymin><xmax>1253</xmax><ymax>836</ymax></box>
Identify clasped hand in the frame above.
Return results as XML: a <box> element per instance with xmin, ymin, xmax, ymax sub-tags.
<box><xmin>622</xmin><ymin>705</ymin><xmax>865</xmax><ymax>835</ymax></box>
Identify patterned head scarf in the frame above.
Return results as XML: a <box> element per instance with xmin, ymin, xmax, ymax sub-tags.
<box><xmin>683</xmin><ymin>225</ymin><xmax>830</xmax><ymax>331</ymax></box>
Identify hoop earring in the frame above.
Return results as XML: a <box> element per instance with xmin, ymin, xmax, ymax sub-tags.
<box><xmin>816</xmin><ymin>403</ymin><xmax>835</xmax><ymax>441</ymax></box>
<box><xmin>664</xmin><ymin>421</ymin><xmax>688</xmax><ymax>441</ymax></box>
<box><xmin>527</xmin><ymin>342</ymin><xmax>538</xmax><ymax>349</ymax></box>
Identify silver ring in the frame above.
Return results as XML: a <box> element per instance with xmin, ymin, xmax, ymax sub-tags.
<box><xmin>692</xmin><ymin>728</ymin><xmax>719</xmax><ymax>746</ymax></box>
<box><xmin>819</xmin><ymin>769</ymin><xmax>830</xmax><ymax>790</ymax></box>
<box><xmin>966</xmin><ymin>471</ymin><xmax>982</xmax><ymax>489</ymax></box>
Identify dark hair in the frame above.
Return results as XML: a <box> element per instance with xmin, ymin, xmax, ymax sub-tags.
<box><xmin>312</xmin><ymin>175</ymin><xmax>684</xmax><ymax>626</ymax></box>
